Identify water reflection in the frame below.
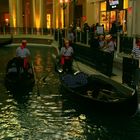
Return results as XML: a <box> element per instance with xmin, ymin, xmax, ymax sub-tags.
<box><xmin>34</xmin><ymin>52</ymin><xmax>44</xmax><ymax>73</ymax></box>
<box><xmin>0</xmin><ymin>45</ymin><xmax>140</xmax><ymax>139</ymax></box>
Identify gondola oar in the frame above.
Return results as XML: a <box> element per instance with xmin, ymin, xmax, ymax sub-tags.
<box><xmin>31</xmin><ymin>62</ymin><xmax>40</xmax><ymax>96</ymax></box>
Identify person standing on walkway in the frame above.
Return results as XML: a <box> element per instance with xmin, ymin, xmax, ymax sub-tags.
<box><xmin>60</xmin><ymin>39</ymin><xmax>74</xmax><ymax>73</ymax></box>
<box><xmin>102</xmin><ymin>34</ymin><xmax>115</xmax><ymax>77</ymax></box>
<box><xmin>104</xmin><ymin>34</ymin><xmax>115</xmax><ymax>54</ymax></box>
<box><xmin>109</xmin><ymin>21</ymin><xmax>117</xmax><ymax>38</ymax></box>
<box><xmin>67</xmin><ymin>27</ymin><xmax>75</xmax><ymax>46</ymax></box>
<box><xmin>16</xmin><ymin>40</ymin><xmax>31</xmax><ymax>70</ymax></box>
<box><xmin>99</xmin><ymin>35</ymin><xmax>105</xmax><ymax>49</ymax></box>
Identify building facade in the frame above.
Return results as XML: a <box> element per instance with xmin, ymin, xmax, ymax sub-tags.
<box><xmin>0</xmin><ymin>0</ymin><xmax>139</xmax><ymax>36</ymax></box>
<box><xmin>86</xmin><ymin>0</ymin><xmax>139</xmax><ymax>36</ymax></box>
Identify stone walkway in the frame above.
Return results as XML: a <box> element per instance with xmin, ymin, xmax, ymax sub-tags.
<box><xmin>51</xmin><ymin>40</ymin><xmax>122</xmax><ymax>83</ymax></box>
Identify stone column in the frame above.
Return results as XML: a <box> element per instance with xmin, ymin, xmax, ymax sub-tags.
<box><xmin>32</xmin><ymin>0</ymin><xmax>44</xmax><ymax>29</ymax></box>
<box><xmin>127</xmin><ymin>0</ymin><xmax>134</xmax><ymax>36</ymax></box>
<box><xmin>16</xmin><ymin>0</ymin><xmax>23</xmax><ymax>28</ymax></box>
<box><xmin>66</xmin><ymin>3</ymin><xmax>69</xmax><ymax>28</ymax></box>
<box><xmin>9</xmin><ymin>0</ymin><xmax>17</xmax><ymax>28</ymax></box>
<box><xmin>94</xmin><ymin>1</ymin><xmax>100</xmax><ymax>24</ymax></box>
<box><xmin>135</xmin><ymin>0</ymin><xmax>140</xmax><ymax>35</ymax></box>
<box><xmin>55</xmin><ymin>1</ymin><xmax>60</xmax><ymax>28</ymax></box>
<box><xmin>9</xmin><ymin>0</ymin><xmax>23</xmax><ymax>27</ymax></box>
<box><xmin>42</xmin><ymin>0</ymin><xmax>46</xmax><ymax>29</ymax></box>
<box><xmin>86</xmin><ymin>1</ymin><xmax>95</xmax><ymax>25</ymax></box>
<box><xmin>86</xmin><ymin>0</ymin><xmax>100</xmax><ymax>26</ymax></box>
<box><xmin>52</xmin><ymin>0</ymin><xmax>56</xmax><ymax>29</ymax></box>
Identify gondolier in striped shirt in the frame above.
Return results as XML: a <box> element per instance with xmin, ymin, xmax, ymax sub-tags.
<box><xmin>60</xmin><ymin>39</ymin><xmax>74</xmax><ymax>73</ymax></box>
<box><xmin>16</xmin><ymin>40</ymin><xmax>31</xmax><ymax>70</ymax></box>
<box><xmin>132</xmin><ymin>38</ymin><xmax>140</xmax><ymax>59</ymax></box>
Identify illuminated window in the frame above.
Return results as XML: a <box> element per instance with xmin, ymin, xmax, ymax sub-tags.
<box><xmin>100</xmin><ymin>1</ymin><xmax>107</xmax><ymax>30</ymax></box>
<box><xmin>100</xmin><ymin>1</ymin><xmax>106</xmax><ymax>11</ymax></box>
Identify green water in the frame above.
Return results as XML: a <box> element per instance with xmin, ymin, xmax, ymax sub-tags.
<box><xmin>0</xmin><ymin>45</ymin><xmax>139</xmax><ymax>140</ymax></box>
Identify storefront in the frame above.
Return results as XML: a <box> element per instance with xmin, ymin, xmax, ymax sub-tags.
<box><xmin>100</xmin><ymin>0</ymin><xmax>128</xmax><ymax>33</ymax></box>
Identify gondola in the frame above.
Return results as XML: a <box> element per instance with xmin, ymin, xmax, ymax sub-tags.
<box><xmin>4</xmin><ymin>57</ymin><xmax>35</xmax><ymax>94</ymax></box>
<box><xmin>60</xmin><ymin>71</ymin><xmax>138</xmax><ymax>116</ymax></box>
<box><xmin>0</xmin><ymin>35</ymin><xmax>13</xmax><ymax>46</ymax></box>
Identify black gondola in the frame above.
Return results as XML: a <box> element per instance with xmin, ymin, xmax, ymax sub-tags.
<box><xmin>60</xmin><ymin>72</ymin><xmax>138</xmax><ymax>116</ymax></box>
<box><xmin>4</xmin><ymin>57</ymin><xmax>35</xmax><ymax>94</ymax></box>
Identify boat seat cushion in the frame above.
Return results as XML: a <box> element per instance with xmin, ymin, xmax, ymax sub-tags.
<box><xmin>62</xmin><ymin>72</ymin><xmax>88</xmax><ymax>88</ymax></box>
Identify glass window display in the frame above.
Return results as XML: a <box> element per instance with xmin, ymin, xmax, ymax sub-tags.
<box><xmin>109</xmin><ymin>0</ymin><xmax>119</xmax><ymax>6</ymax></box>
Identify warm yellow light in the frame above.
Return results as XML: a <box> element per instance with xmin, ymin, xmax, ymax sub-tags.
<box><xmin>56</xmin><ymin>18</ymin><xmax>58</xmax><ymax>28</ymax></box>
<box><xmin>12</xmin><ymin>6</ymin><xmax>16</xmax><ymax>27</ymax></box>
<box><xmin>35</xmin><ymin>15</ymin><xmax>40</xmax><ymax>29</ymax></box>
<box><xmin>5</xmin><ymin>18</ymin><xmax>9</xmax><ymax>22</ymax></box>
<box><xmin>60</xmin><ymin>0</ymin><xmax>69</xmax><ymax>3</ymax></box>
<box><xmin>13</xmin><ymin>18</ymin><xmax>16</xmax><ymax>27</ymax></box>
<box><xmin>47</xmin><ymin>14</ymin><xmax>51</xmax><ymax>28</ymax></box>
<box><xmin>123</xmin><ymin>0</ymin><xmax>128</xmax><ymax>9</ymax></box>
<box><xmin>60</xmin><ymin>0</ymin><xmax>63</xmax><ymax>3</ymax></box>
<box><xmin>61</xmin><ymin>9</ymin><xmax>64</xmax><ymax>28</ymax></box>
<box><xmin>100</xmin><ymin>1</ymin><xmax>106</xmax><ymax>11</ymax></box>
<box><xmin>33</xmin><ymin>0</ymin><xmax>42</xmax><ymax>29</ymax></box>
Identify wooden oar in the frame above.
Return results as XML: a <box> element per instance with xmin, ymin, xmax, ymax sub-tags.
<box><xmin>31</xmin><ymin>62</ymin><xmax>40</xmax><ymax>96</ymax></box>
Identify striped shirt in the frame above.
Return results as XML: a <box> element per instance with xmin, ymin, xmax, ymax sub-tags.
<box><xmin>132</xmin><ymin>45</ymin><xmax>140</xmax><ymax>58</ymax></box>
<box><xmin>104</xmin><ymin>41</ymin><xmax>115</xmax><ymax>53</ymax></box>
<box><xmin>60</xmin><ymin>46</ymin><xmax>73</xmax><ymax>57</ymax></box>
<box><xmin>16</xmin><ymin>47</ymin><xmax>30</xmax><ymax>58</ymax></box>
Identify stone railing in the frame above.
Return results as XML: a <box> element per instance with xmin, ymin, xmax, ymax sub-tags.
<box><xmin>53</xmin><ymin>28</ymin><xmax>136</xmax><ymax>55</ymax></box>
<box><xmin>0</xmin><ymin>27</ymin><xmax>136</xmax><ymax>55</ymax></box>
<box><xmin>0</xmin><ymin>27</ymin><xmax>54</xmax><ymax>36</ymax></box>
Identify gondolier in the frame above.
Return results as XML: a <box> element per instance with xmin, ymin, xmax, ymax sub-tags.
<box><xmin>16</xmin><ymin>40</ymin><xmax>31</xmax><ymax>70</ymax></box>
<box><xmin>60</xmin><ymin>39</ymin><xmax>74</xmax><ymax>73</ymax></box>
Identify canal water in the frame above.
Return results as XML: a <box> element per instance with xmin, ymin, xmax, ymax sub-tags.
<box><xmin>0</xmin><ymin>44</ymin><xmax>140</xmax><ymax>140</ymax></box>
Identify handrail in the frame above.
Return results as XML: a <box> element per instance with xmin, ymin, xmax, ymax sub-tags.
<box><xmin>0</xmin><ymin>27</ymin><xmax>137</xmax><ymax>55</ymax></box>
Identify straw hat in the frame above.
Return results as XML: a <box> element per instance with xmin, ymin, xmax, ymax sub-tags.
<box><xmin>105</xmin><ymin>34</ymin><xmax>112</xmax><ymax>40</ymax></box>
<box><xmin>99</xmin><ymin>35</ymin><xmax>104</xmax><ymax>39</ymax></box>
<box><xmin>64</xmin><ymin>38</ymin><xmax>68</xmax><ymax>42</ymax></box>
